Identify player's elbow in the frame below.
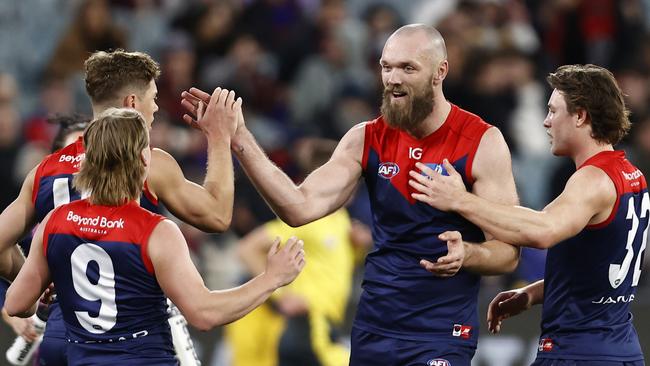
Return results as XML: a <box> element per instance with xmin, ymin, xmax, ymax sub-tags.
<box><xmin>278</xmin><ymin>210</ymin><xmax>311</xmax><ymax>228</ymax></box>
<box><xmin>525</xmin><ymin>226</ymin><xmax>556</xmax><ymax>249</ymax></box>
<box><xmin>200</xmin><ymin>212</ymin><xmax>232</xmax><ymax>233</ymax></box>
<box><xmin>4</xmin><ymin>291</ymin><xmax>33</xmax><ymax>318</ymax></box>
<box><xmin>501</xmin><ymin>247</ymin><xmax>521</xmax><ymax>273</ymax></box>
<box><xmin>184</xmin><ymin>310</ymin><xmax>220</xmax><ymax>332</ymax></box>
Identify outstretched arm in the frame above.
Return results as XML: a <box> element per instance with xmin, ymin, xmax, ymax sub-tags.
<box><xmin>148</xmin><ymin>88</ymin><xmax>241</xmax><ymax>233</ymax></box>
<box><xmin>412</xmin><ymin>159</ymin><xmax>616</xmax><ymax>249</ymax></box>
<box><xmin>0</xmin><ymin>167</ymin><xmax>37</xmax><ymax>279</ymax></box>
<box><xmin>422</xmin><ymin>128</ymin><xmax>520</xmax><ymax>274</ymax></box>
<box><xmin>5</xmin><ymin>212</ymin><xmax>52</xmax><ymax>318</ymax></box>
<box><xmin>182</xmin><ymin>87</ymin><xmax>364</xmax><ymax>227</ymax></box>
<box><xmin>149</xmin><ymin>220</ymin><xmax>305</xmax><ymax>331</ymax></box>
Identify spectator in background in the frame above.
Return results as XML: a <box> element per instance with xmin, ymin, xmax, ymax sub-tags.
<box><xmin>0</xmin><ymin>73</ymin><xmax>22</xmax><ymax>211</ymax></box>
<box><xmin>171</xmin><ymin>1</ymin><xmax>238</xmax><ymax>75</ymax></box>
<box><xmin>46</xmin><ymin>0</ymin><xmax>126</xmax><ymax>78</ymax></box>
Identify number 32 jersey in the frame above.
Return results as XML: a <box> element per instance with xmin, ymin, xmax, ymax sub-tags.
<box><xmin>539</xmin><ymin>151</ymin><xmax>646</xmax><ymax>361</ymax></box>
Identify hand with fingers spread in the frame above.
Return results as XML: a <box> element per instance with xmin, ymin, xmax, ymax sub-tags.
<box><xmin>265</xmin><ymin>236</ymin><xmax>306</xmax><ymax>289</ymax></box>
<box><xmin>180</xmin><ymin>87</ymin><xmax>242</xmax><ymax>139</ymax></box>
<box><xmin>420</xmin><ymin>231</ymin><xmax>465</xmax><ymax>277</ymax></box>
<box><xmin>409</xmin><ymin>159</ymin><xmax>467</xmax><ymax>211</ymax></box>
<box><xmin>486</xmin><ymin>289</ymin><xmax>532</xmax><ymax>334</ymax></box>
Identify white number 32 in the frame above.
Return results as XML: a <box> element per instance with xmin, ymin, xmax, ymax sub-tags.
<box><xmin>609</xmin><ymin>192</ymin><xmax>649</xmax><ymax>288</ymax></box>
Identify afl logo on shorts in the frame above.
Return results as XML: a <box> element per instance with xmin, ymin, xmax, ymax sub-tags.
<box><xmin>378</xmin><ymin>162</ymin><xmax>399</xmax><ymax>179</ymax></box>
<box><xmin>427</xmin><ymin>359</ymin><xmax>451</xmax><ymax>366</ymax></box>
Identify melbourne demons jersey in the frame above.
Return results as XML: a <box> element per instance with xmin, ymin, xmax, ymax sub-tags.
<box><xmin>43</xmin><ymin>200</ymin><xmax>175</xmax><ymax>360</ymax></box>
<box><xmin>32</xmin><ymin>137</ymin><xmax>161</xmax><ymax>223</ymax></box>
<box><xmin>538</xmin><ymin>151</ymin><xmax>646</xmax><ymax>361</ymax></box>
<box><xmin>357</xmin><ymin>104</ymin><xmax>491</xmax><ymax>345</ymax></box>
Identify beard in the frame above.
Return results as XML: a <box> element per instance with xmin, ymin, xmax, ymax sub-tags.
<box><xmin>380</xmin><ymin>77</ymin><xmax>434</xmax><ymax>131</ymax></box>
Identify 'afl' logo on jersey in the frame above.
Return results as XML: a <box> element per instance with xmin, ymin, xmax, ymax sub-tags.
<box><xmin>378</xmin><ymin>162</ymin><xmax>399</xmax><ymax>179</ymax></box>
<box><xmin>427</xmin><ymin>359</ymin><xmax>451</xmax><ymax>366</ymax></box>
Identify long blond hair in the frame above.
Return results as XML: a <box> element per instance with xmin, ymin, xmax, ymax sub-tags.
<box><xmin>74</xmin><ymin>108</ymin><xmax>149</xmax><ymax>206</ymax></box>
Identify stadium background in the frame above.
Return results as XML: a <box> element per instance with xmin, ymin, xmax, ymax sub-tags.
<box><xmin>0</xmin><ymin>0</ymin><xmax>648</xmax><ymax>365</ymax></box>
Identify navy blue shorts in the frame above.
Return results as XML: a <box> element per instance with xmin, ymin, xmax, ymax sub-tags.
<box><xmin>532</xmin><ymin>359</ymin><xmax>645</xmax><ymax>366</ymax></box>
<box><xmin>39</xmin><ymin>303</ymin><xmax>68</xmax><ymax>365</ymax></box>
<box><xmin>350</xmin><ymin>327</ymin><xmax>476</xmax><ymax>366</ymax></box>
<box><xmin>67</xmin><ymin>330</ymin><xmax>177</xmax><ymax>366</ymax></box>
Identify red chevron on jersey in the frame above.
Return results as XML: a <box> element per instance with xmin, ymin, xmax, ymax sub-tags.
<box><xmin>43</xmin><ymin>199</ymin><xmax>165</xmax><ymax>273</ymax></box>
<box><xmin>361</xmin><ymin>103</ymin><xmax>491</xmax><ymax>203</ymax></box>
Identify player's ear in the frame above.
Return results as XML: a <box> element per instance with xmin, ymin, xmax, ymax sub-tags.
<box><xmin>575</xmin><ymin>108</ymin><xmax>588</xmax><ymax>127</ymax></box>
<box><xmin>123</xmin><ymin>94</ymin><xmax>137</xmax><ymax>109</ymax></box>
<box><xmin>433</xmin><ymin>60</ymin><xmax>448</xmax><ymax>86</ymax></box>
<box><xmin>140</xmin><ymin>147</ymin><xmax>151</xmax><ymax>167</ymax></box>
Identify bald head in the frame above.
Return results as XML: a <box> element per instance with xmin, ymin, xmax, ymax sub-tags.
<box><xmin>389</xmin><ymin>24</ymin><xmax>447</xmax><ymax>62</ymax></box>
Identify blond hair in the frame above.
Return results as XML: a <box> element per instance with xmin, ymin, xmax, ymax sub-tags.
<box><xmin>74</xmin><ymin>108</ymin><xmax>149</xmax><ymax>206</ymax></box>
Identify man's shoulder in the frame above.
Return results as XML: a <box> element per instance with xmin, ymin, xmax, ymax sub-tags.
<box><xmin>37</xmin><ymin>140</ymin><xmax>85</xmax><ymax>178</ymax></box>
<box><xmin>449</xmin><ymin>104</ymin><xmax>493</xmax><ymax>138</ymax></box>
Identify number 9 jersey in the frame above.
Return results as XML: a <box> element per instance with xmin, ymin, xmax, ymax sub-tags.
<box><xmin>42</xmin><ymin>199</ymin><xmax>177</xmax><ymax>365</ymax></box>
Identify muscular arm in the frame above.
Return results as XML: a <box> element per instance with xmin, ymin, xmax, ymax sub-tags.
<box><xmin>0</xmin><ymin>167</ymin><xmax>37</xmax><ymax>279</ymax></box>
<box><xmin>147</xmin><ymin>147</ymin><xmax>233</xmax><ymax>233</ymax></box>
<box><xmin>148</xmin><ymin>89</ymin><xmax>242</xmax><ymax>233</ymax></box>
<box><xmin>149</xmin><ymin>220</ymin><xmax>304</xmax><ymax>331</ymax></box>
<box><xmin>5</xmin><ymin>213</ymin><xmax>52</xmax><ymax>318</ymax></box>
<box><xmin>461</xmin><ymin>128</ymin><xmax>520</xmax><ymax>274</ymax></box>
<box><xmin>231</xmin><ymin>124</ymin><xmax>365</xmax><ymax>227</ymax></box>
<box><xmin>454</xmin><ymin>165</ymin><xmax>615</xmax><ymax>249</ymax></box>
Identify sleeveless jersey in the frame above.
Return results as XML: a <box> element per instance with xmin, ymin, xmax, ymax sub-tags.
<box><xmin>357</xmin><ymin>104</ymin><xmax>491</xmax><ymax>346</ymax></box>
<box><xmin>32</xmin><ymin>137</ymin><xmax>161</xmax><ymax>223</ymax></box>
<box><xmin>538</xmin><ymin>150</ymin><xmax>646</xmax><ymax>361</ymax></box>
<box><xmin>43</xmin><ymin>200</ymin><xmax>171</xmax><ymax>346</ymax></box>
<box><xmin>30</xmin><ymin>137</ymin><xmax>161</xmax><ymax>343</ymax></box>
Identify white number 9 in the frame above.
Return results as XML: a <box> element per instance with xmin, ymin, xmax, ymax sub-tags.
<box><xmin>71</xmin><ymin>243</ymin><xmax>118</xmax><ymax>334</ymax></box>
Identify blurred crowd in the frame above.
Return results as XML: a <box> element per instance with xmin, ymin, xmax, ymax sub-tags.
<box><xmin>1</xmin><ymin>0</ymin><xmax>650</xmax><ymax>364</ymax></box>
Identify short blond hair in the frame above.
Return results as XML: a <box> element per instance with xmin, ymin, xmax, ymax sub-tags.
<box><xmin>74</xmin><ymin>108</ymin><xmax>149</xmax><ymax>206</ymax></box>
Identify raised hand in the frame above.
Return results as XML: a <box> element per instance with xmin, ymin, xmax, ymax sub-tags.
<box><xmin>409</xmin><ymin>159</ymin><xmax>466</xmax><ymax>211</ymax></box>
<box><xmin>180</xmin><ymin>87</ymin><xmax>211</xmax><ymax>128</ymax></box>
<box><xmin>420</xmin><ymin>231</ymin><xmax>464</xmax><ymax>277</ymax></box>
<box><xmin>180</xmin><ymin>87</ymin><xmax>241</xmax><ymax>139</ymax></box>
<box><xmin>265</xmin><ymin>236</ymin><xmax>306</xmax><ymax>288</ymax></box>
<box><xmin>486</xmin><ymin>289</ymin><xmax>532</xmax><ymax>333</ymax></box>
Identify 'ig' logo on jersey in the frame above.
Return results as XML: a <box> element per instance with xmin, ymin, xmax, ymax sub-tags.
<box><xmin>378</xmin><ymin>162</ymin><xmax>399</xmax><ymax>179</ymax></box>
<box><xmin>427</xmin><ymin>359</ymin><xmax>451</xmax><ymax>366</ymax></box>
